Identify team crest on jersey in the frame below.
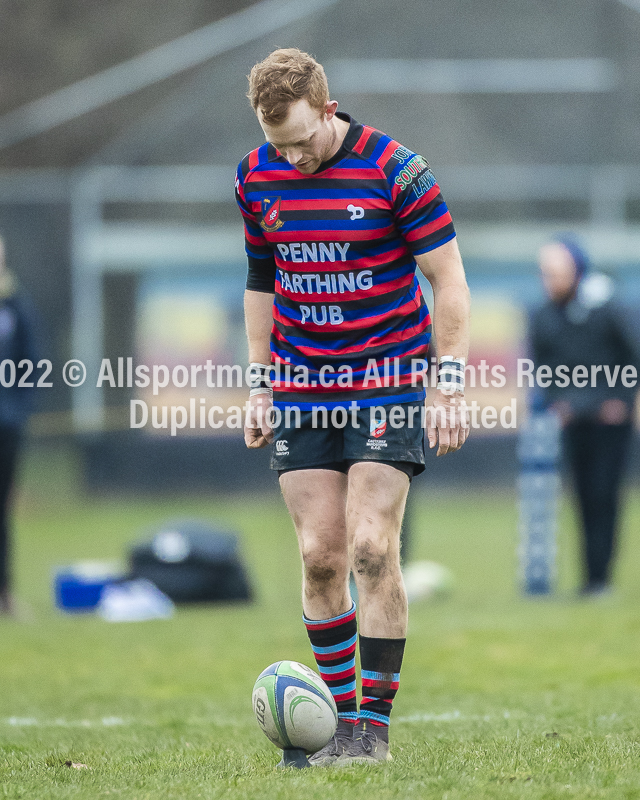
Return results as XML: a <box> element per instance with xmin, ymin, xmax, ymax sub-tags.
<box><xmin>260</xmin><ymin>196</ymin><xmax>284</xmax><ymax>231</ymax></box>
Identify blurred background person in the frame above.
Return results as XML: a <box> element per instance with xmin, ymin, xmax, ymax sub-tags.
<box><xmin>0</xmin><ymin>235</ymin><xmax>38</xmax><ymax>616</ymax></box>
<box><xmin>529</xmin><ymin>236</ymin><xmax>640</xmax><ymax>597</ymax></box>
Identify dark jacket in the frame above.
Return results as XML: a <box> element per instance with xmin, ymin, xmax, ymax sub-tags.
<box><xmin>0</xmin><ymin>272</ymin><xmax>39</xmax><ymax>428</ymax></box>
<box><xmin>528</xmin><ymin>274</ymin><xmax>640</xmax><ymax>420</ymax></box>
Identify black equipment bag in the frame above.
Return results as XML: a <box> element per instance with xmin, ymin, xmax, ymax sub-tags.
<box><xmin>128</xmin><ymin>520</ymin><xmax>253</xmax><ymax>603</ymax></box>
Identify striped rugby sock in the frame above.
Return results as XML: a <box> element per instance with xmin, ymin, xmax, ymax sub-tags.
<box><xmin>359</xmin><ymin>635</ymin><xmax>406</xmax><ymax>727</ymax></box>
<box><xmin>304</xmin><ymin>601</ymin><xmax>358</xmax><ymax>724</ymax></box>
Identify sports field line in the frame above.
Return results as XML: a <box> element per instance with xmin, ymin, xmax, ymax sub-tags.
<box><xmin>397</xmin><ymin>710</ymin><xmax>626</xmax><ymax>725</ymax></box>
<box><xmin>2</xmin><ymin>715</ymin><xmax>249</xmax><ymax>728</ymax></box>
<box><xmin>396</xmin><ymin>710</ymin><xmax>516</xmax><ymax>723</ymax></box>
<box><xmin>2</xmin><ymin>712</ymin><xmax>507</xmax><ymax>729</ymax></box>
<box><xmin>3</xmin><ymin>716</ymin><xmax>127</xmax><ymax>728</ymax></box>
<box><xmin>5</xmin><ymin>710</ymin><xmax>624</xmax><ymax>729</ymax></box>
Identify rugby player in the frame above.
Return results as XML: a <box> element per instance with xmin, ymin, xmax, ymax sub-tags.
<box><xmin>236</xmin><ymin>48</ymin><xmax>470</xmax><ymax>765</ymax></box>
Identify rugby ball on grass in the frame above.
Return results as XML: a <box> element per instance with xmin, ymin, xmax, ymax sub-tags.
<box><xmin>252</xmin><ymin>660</ymin><xmax>337</xmax><ymax>753</ymax></box>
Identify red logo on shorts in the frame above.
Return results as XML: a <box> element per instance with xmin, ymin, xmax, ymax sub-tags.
<box><xmin>370</xmin><ymin>419</ymin><xmax>387</xmax><ymax>438</ymax></box>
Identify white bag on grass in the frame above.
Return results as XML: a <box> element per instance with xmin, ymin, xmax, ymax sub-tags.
<box><xmin>98</xmin><ymin>579</ymin><xmax>174</xmax><ymax>622</ymax></box>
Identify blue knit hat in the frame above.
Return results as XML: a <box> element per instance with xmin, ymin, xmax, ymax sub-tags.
<box><xmin>552</xmin><ymin>234</ymin><xmax>589</xmax><ymax>281</ymax></box>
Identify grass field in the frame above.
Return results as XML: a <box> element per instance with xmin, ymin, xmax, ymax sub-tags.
<box><xmin>2</xmin><ymin>444</ymin><xmax>640</xmax><ymax>799</ymax></box>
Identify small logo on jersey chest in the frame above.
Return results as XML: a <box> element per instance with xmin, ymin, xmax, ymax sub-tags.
<box><xmin>347</xmin><ymin>204</ymin><xmax>364</xmax><ymax>220</ymax></box>
<box><xmin>260</xmin><ymin>197</ymin><xmax>284</xmax><ymax>231</ymax></box>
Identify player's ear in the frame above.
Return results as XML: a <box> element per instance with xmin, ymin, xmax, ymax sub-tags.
<box><xmin>324</xmin><ymin>100</ymin><xmax>339</xmax><ymax>120</ymax></box>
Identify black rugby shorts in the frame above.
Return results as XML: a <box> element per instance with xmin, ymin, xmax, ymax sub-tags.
<box><xmin>270</xmin><ymin>401</ymin><xmax>426</xmax><ymax>478</ymax></box>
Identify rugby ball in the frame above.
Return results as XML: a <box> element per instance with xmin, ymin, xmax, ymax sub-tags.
<box><xmin>252</xmin><ymin>660</ymin><xmax>338</xmax><ymax>753</ymax></box>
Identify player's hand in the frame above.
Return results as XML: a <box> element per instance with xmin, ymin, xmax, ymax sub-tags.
<box><xmin>244</xmin><ymin>392</ymin><xmax>274</xmax><ymax>449</ymax></box>
<box><xmin>425</xmin><ymin>389</ymin><xmax>470</xmax><ymax>456</ymax></box>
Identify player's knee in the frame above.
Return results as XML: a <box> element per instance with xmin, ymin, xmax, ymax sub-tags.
<box><xmin>301</xmin><ymin>546</ymin><xmax>348</xmax><ymax>588</ymax></box>
<box><xmin>350</xmin><ymin>502</ymin><xmax>403</xmax><ymax>534</ymax></box>
<box><xmin>304</xmin><ymin>561</ymin><xmax>338</xmax><ymax>588</ymax></box>
<box><xmin>352</xmin><ymin>537</ymin><xmax>391</xmax><ymax>583</ymax></box>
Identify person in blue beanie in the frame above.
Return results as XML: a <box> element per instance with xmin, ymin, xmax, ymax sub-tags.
<box><xmin>529</xmin><ymin>235</ymin><xmax>640</xmax><ymax>596</ymax></box>
<box><xmin>0</xmin><ymin>236</ymin><xmax>38</xmax><ymax>615</ymax></box>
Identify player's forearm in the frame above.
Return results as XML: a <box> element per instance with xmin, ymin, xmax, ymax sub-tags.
<box><xmin>431</xmin><ymin>280</ymin><xmax>470</xmax><ymax>361</ymax></box>
<box><xmin>415</xmin><ymin>240</ymin><xmax>470</xmax><ymax>362</ymax></box>
<box><xmin>244</xmin><ymin>289</ymin><xmax>275</xmax><ymax>364</ymax></box>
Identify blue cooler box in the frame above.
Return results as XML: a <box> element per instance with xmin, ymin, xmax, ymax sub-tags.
<box><xmin>54</xmin><ymin>562</ymin><xmax>123</xmax><ymax>613</ymax></box>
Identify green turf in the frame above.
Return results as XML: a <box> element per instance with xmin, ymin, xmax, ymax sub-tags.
<box><xmin>2</xmin><ymin>444</ymin><xmax>640</xmax><ymax>799</ymax></box>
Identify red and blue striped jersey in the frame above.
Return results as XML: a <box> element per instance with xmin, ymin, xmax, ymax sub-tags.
<box><xmin>235</xmin><ymin>113</ymin><xmax>456</xmax><ymax>409</ymax></box>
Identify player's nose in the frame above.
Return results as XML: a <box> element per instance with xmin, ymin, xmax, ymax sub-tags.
<box><xmin>287</xmin><ymin>149</ymin><xmax>303</xmax><ymax>165</ymax></box>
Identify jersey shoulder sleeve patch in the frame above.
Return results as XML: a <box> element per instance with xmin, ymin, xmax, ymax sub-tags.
<box><xmin>384</xmin><ymin>143</ymin><xmax>437</xmax><ymax>203</ymax></box>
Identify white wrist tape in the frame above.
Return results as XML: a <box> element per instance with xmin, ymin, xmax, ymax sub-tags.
<box><xmin>248</xmin><ymin>362</ymin><xmax>273</xmax><ymax>391</ymax></box>
<box><xmin>437</xmin><ymin>355</ymin><xmax>466</xmax><ymax>394</ymax></box>
<box><xmin>249</xmin><ymin>387</ymin><xmax>273</xmax><ymax>398</ymax></box>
